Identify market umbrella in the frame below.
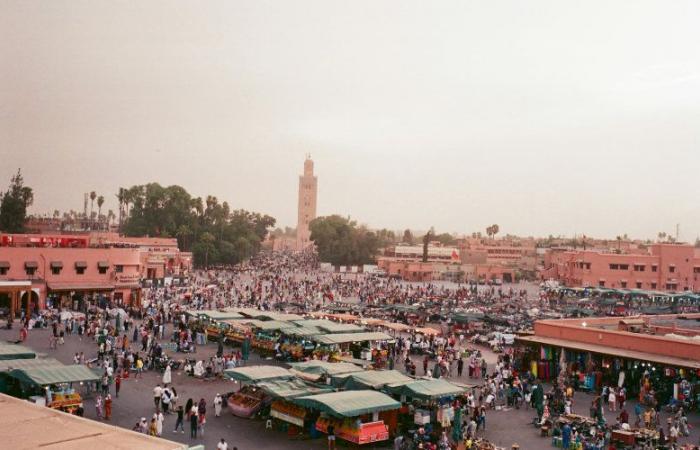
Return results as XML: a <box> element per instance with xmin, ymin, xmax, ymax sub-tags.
<box><xmin>452</xmin><ymin>407</ymin><xmax>462</xmax><ymax>442</ymax></box>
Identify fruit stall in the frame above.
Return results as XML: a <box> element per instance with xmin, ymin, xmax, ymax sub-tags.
<box><xmin>293</xmin><ymin>390</ymin><xmax>401</xmax><ymax>445</ymax></box>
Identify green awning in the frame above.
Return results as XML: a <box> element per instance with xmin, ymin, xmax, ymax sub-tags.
<box><xmin>313</xmin><ymin>332</ymin><xmax>393</xmax><ymax>345</ymax></box>
<box><xmin>197</xmin><ymin>310</ymin><xmax>244</xmax><ymax>321</ymax></box>
<box><xmin>255</xmin><ymin>378</ymin><xmax>333</xmax><ymax>399</ymax></box>
<box><xmin>0</xmin><ymin>358</ymin><xmax>62</xmax><ymax>372</ymax></box>
<box><xmin>241</xmin><ymin>319</ymin><xmax>296</xmax><ymax>331</ymax></box>
<box><xmin>294</xmin><ymin>390</ymin><xmax>400</xmax><ymax>418</ymax></box>
<box><xmin>293</xmin><ymin>319</ymin><xmax>364</xmax><ymax>334</ymax></box>
<box><xmin>282</xmin><ymin>325</ymin><xmax>324</xmax><ymax>337</ymax></box>
<box><xmin>334</xmin><ymin>369</ymin><xmax>413</xmax><ymax>390</ymax></box>
<box><xmin>223</xmin><ymin>365</ymin><xmax>294</xmax><ymax>383</ymax></box>
<box><xmin>289</xmin><ymin>361</ymin><xmax>364</xmax><ymax>380</ymax></box>
<box><xmin>0</xmin><ymin>343</ymin><xmax>36</xmax><ymax>361</ymax></box>
<box><xmin>388</xmin><ymin>379</ymin><xmax>467</xmax><ymax>400</ymax></box>
<box><xmin>8</xmin><ymin>365</ymin><xmax>100</xmax><ymax>386</ymax></box>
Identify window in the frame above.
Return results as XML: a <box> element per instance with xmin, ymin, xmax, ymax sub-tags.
<box><xmin>619</xmin><ymin>264</ymin><xmax>629</xmax><ymax>270</ymax></box>
<box><xmin>621</xmin><ymin>281</ymin><xmax>627</xmax><ymax>288</ymax></box>
<box><xmin>598</xmin><ymin>281</ymin><xmax>605</xmax><ymax>287</ymax></box>
<box><xmin>651</xmin><ymin>265</ymin><xmax>658</xmax><ymax>273</ymax></box>
<box><xmin>51</xmin><ymin>266</ymin><xmax>61</xmax><ymax>275</ymax></box>
<box><xmin>694</xmin><ymin>267</ymin><xmax>700</xmax><ymax>274</ymax></box>
<box><xmin>0</xmin><ymin>267</ymin><xmax>7</xmax><ymax>276</ymax></box>
<box><xmin>76</xmin><ymin>267</ymin><xmax>85</xmax><ymax>275</ymax></box>
<box><xmin>98</xmin><ymin>266</ymin><xmax>108</xmax><ymax>274</ymax></box>
<box><xmin>651</xmin><ymin>282</ymin><xmax>657</xmax><ymax>289</ymax></box>
<box><xmin>636</xmin><ymin>282</ymin><xmax>642</xmax><ymax>289</ymax></box>
<box><xmin>669</xmin><ymin>266</ymin><xmax>676</xmax><ymax>273</ymax></box>
<box><xmin>634</xmin><ymin>265</ymin><xmax>645</xmax><ymax>272</ymax></box>
<box><xmin>666</xmin><ymin>283</ymin><xmax>677</xmax><ymax>290</ymax></box>
<box><xmin>609</xmin><ymin>264</ymin><xmax>619</xmax><ymax>270</ymax></box>
<box><xmin>25</xmin><ymin>267</ymin><xmax>36</xmax><ymax>276</ymax></box>
<box><xmin>115</xmin><ymin>265</ymin><xmax>124</xmax><ymax>273</ymax></box>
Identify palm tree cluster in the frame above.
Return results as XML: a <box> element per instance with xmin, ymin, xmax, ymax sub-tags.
<box><xmin>486</xmin><ymin>224</ymin><xmax>500</xmax><ymax>239</ymax></box>
<box><xmin>119</xmin><ymin>183</ymin><xmax>275</xmax><ymax>268</ymax></box>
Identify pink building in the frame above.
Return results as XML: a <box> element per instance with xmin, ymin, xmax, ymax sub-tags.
<box><xmin>541</xmin><ymin>243</ymin><xmax>700</xmax><ymax>291</ymax></box>
<box><xmin>0</xmin><ymin>246</ymin><xmax>141</xmax><ymax>316</ymax></box>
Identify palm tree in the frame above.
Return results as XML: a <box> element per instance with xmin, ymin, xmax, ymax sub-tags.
<box><xmin>97</xmin><ymin>195</ymin><xmax>104</xmax><ymax>229</ymax></box>
<box><xmin>89</xmin><ymin>191</ymin><xmax>96</xmax><ymax>228</ymax></box>
<box><xmin>116</xmin><ymin>188</ymin><xmax>126</xmax><ymax>232</ymax></box>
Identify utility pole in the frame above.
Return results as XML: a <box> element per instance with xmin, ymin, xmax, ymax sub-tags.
<box><xmin>676</xmin><ymin>223</ymin><xmax>680</xmax><ymax>242</ymax></box>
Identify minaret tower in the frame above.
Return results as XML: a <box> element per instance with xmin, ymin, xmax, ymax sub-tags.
<box><xmin>296</xmin><ymin>154</ymin><xmax>318</xmax><ymax>250</ymax></box>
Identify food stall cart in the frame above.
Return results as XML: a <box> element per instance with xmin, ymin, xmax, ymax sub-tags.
<box><xmin>294</xmin><ymin>390</ymin><xmax>401</xmax><ymax>445</ymax></box>
<box><xmin>223</xmin><ymin>365</ymin><xmax>295</xmax><ymax>418</ymax></box>
<box><xmin>388</xmin><ymin>379</ymin><xmax>468</xmax><ymax>431</ymax></box>
<box><xmin>311</xmin><ymin>332</ymin><xmax>393</xmax><ymax>361</ymax></box>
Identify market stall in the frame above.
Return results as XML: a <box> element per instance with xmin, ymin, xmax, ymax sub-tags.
<box><xmin>294</xmin><ymin>390</ymin><xmax>401</xmax><ymax>445</ymax></box>
<box><xmin>311</xmin><ymin>331</ymin><xmax>393</xmax><ymax>362</ymax></box>
<box><xmin>332</xmin><ymin>369</ymin><xmax>413</xmax><ymax>391</ymax></box>
<box><xmin>223</xmin><ymin>366</ymin><xmax>296</xmax><ymax>418</ymax></box>
<box><xmin>0</xmin><ymin>342</ymin><xmax>37</xmax><ymax>361</ymax></box>
<box><xmin>288</xmin><ymin>361</ymin><xmax>364</xmax><ymax>383</ymax></box>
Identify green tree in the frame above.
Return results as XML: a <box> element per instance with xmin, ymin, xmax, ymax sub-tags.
<box><xmin>0</xmin><ymin>169</ymin><xmax>34</xmax><ymax>232</ymax></box>
<box><xmin>402</xmin><ymin>229</ymin><xmax>414</xmax><ymax>245</ymax></box>
<box><xmin>309</xmin><ymin>215</ymin><xmax>380</xmax><ymax>266</ymax></box>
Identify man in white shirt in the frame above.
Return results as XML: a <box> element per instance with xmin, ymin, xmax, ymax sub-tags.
<box><xmin>153</xmin><ymin>384</ymin><xmax>163</xmax><ymax>410</ymax></box>
<box><xmin>217</xmin><ymin>438</ymin><xmax>228</xmax><ymax>450</ymax></box>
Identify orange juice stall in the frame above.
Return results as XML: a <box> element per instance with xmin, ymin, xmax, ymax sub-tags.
<box><xmin>293</xmin><ymin>390</ymin><xmax>400</xmax><ymax>445</ymax></box>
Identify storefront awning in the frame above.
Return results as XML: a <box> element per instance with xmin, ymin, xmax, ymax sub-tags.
<box><xmin>49</xmin><ymin>261</ymin><xmax>63</xmax><ymax>269</ymax></box>
<box><xmin>289</xmin><ymin>361</ymin><xmax>364</xmax><ymax>381</ymax></box>
<box><xmin>516</xmin><ymin>335</ymin><xmax>700</xmax><ymax>369</ymax></box>
<box><xmin>97</xmin><ymin>261</ymin><xmax>110</xmax><ymax>269</ymax></box>
<box><xmin>74</xmin><ymin>261</ymin><xmax>87</xmax><ymax>269</ymax></box>
<box><xmin>0</xmin><ymin>261</ymin><xmax>9</xmax><ymax>269</ymax></box>
<box><xmin>24</xmin><ymin>261</ymin><xmax>38</xmax><ymax>269</ymax></box>
<box><xmin>333</xmin><ymin>369</ymin><xmax>413</xmax><ymax>390</ymax></box>
<box><xmin>294</xmin><ymin>390</ymin><xmax>400</xmax><ymax>418</ymax></box>
<box><xmin>48</xmin><ymin>282</ymin><xmax>115</xmax><ymax>291</ymax></box>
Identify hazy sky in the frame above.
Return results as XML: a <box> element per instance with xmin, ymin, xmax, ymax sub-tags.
<box><xmin>2</xmin><ymin>1</ymin><xmax>699</xmax><ymax>240</ymax></box>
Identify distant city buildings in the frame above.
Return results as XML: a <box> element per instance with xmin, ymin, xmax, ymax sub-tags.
<box><xmin>540</xmin><ymin>243</ymin><xmax>700</xmax><ymax>292</ymax></box>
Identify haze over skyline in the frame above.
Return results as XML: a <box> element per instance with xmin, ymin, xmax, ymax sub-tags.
<box><xmin>2</xmin><ymin>1</ymin><xmax>699</xmax><ymax>240</ymax></box>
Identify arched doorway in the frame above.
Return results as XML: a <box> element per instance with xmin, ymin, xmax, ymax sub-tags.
<box><xmin>0</xmin><ymin>293</ymin><xmax>10</xmax><ymax>319</ymax></box>
<box><xmin>20</xmin><ymin>290</ymin><xmax>39</xmax><ymax>317</ymax></box>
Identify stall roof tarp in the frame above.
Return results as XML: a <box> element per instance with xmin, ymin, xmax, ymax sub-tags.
<box><xmin>289</xmin><ymin>361</ymin><xmax>364</xmax><ymax>379</ymax></box>
<box><xmin>313</xmin><ymin>331</ymin><xmax>393</xmax><ymax>345</ymax></box>
<box><xmin>0</xmin><ymin>357</ymin><xmax>62</xmax><ymax>372</ymax></box>
<box><xmin>223</xmin><ymin>365</ymin><xmax>295</xmax><ymax>382</ymax></box>
<box><xmin>516</xmin><ymin>335</ymin><xmax>700</xmax><ymax>370</ymax></box>
<box><xmin>241</xmin><ymin>319</ymin><xmax>296</xmax><ymax>331</ymax></box>
<box><xmin>0</xmin><ymin>342</ymin><xmax>37</xmax><ymax>360</ymax></box>
<box><xmin>282</xmin><ymin>325</ymin><xmax>324</xmax><ymax>337</ymax></box>
<box><xmin>294</xmin><ymin>319</ymin><xmax>365</xmax><ymax>334</ymax></box>
<box><xmin>335</xmin><ymin>369</ymin><xmax>413</xmax><ymax>390</ymax></box>
<box><xmin>9</xmin><ymin>365</ymin><xmax>101</xmax><ymax>386</ymax></box>
<box><xmin>256</xmin><ymin>378</ymin><xmax>333</xmax><ymax>399</ymax></box>
<box><xmin>47</xmin><ymin>282</ymin><xmax>115</xmax><ymax>291</ymax></box>
<box><xmin>294</xmin><ymin>390</ymin><xmax>401</xmax><ymax>418</ymax></box>
<box><xmin>195</xmin><ymin>310</ymin><xmax>244</xmax><ymax>321</ymax></box>
<box><xmin>388</xmin><ymin>379</ymin><xmax>467</xmax><ymax>400</ymax></box>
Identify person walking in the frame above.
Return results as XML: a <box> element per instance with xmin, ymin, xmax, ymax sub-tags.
<box><xmin>114</xmin><ymin>373</ymin><xmax>121</xmax><ymax>398</ymax></box>
<box><xmin>217</xmin><ymin>438</ymin><xmax>228</xmax><ymax>450</ymax></box>
<box><xmin>155</xmin><ymin>411</ymin><xmax>164</xmax><ymax>436</ymax></box>
<box><xmin>173</xmin><ymin>405</ymin><xmax>185</xmax><ymax>433</ymax></box>
<box><xmin>163</xmin><ymin>365</ymin><xmax>172</xmax><ymax>385</ymax></box>
<box><xmin>104</xmin><ymin>394</ymin><xmax>112</xmax><ymax>420</ymax></box>
<box><xmin>153</xmin><ymin>384</ymin><xmax>163</xmax><ymax>412</ymax></box>
<box><xmin>214</xmin><ymin>393</ymin><xmax>223</xmax><ymax>417</ymax></box>
<box><xmin>189</xmin><ymin>404</ymin><xmax>199</xmax><ymax>439</ymax></box>
<box><xmin>95</xmin><ymin>394</ymin><xmax>103</xmax><ymax>420</ymax></box>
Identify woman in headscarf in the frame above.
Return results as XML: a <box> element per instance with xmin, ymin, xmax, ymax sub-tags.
<box><xmin>95</xmin><ymin>394</ymin><xmax>103</xmax><ymax>419</ymax></box>
<box><xmin>194</xmin><ymin>360</ymin><xmax>205</xmax><ymax>377</ymax></box>
<box><xmin>185</xmin><ymin>398</ymin><xmax>194</xmax><ymax>420</ymax></box>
